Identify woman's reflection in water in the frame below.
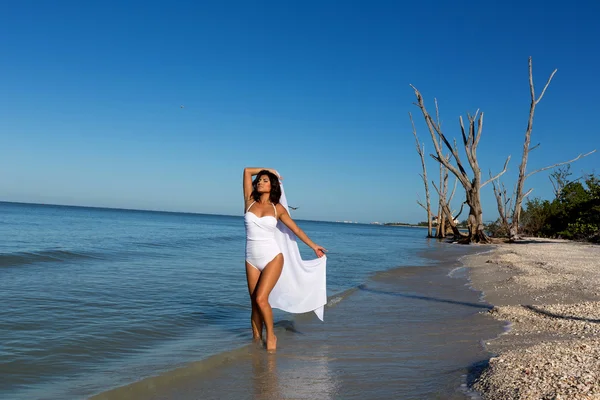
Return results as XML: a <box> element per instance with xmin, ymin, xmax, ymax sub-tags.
<box><xmin>251</xmin><ymin>348</ymin><xmax>281</xmax><ymax>400</ymax></box>
<box><xmin>250</xmin><ymin>342</ymin><xmax>339</xmax><ymax>400</ymax></box>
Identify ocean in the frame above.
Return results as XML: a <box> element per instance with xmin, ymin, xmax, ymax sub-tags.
<box><xmin>0</xmin><ymin>202</ymin><xmax>503</xmax><ymax>399</ymax></box>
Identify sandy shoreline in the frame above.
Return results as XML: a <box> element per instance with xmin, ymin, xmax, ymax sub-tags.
<box><xmin>464</xmin><ymin>238</ymin><xmax>600</xmax><ymax>399</ymax></box>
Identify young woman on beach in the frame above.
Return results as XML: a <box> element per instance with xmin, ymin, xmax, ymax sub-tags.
<box><xmin>243</xmin><ymin>167</ymin><xmax>327</xmax><ymax>352</ymax></box>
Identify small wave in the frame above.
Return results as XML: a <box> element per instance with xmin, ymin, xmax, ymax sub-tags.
<box><xmin>326</xmin><ymin>287</ymin><xmax>358</xmax><ymax>308</ymax></box>
<box><xmin>448</xmin><ymin>266</ymin><xmax>467</xmax><ymax>278</ymax></box>
<box><xmin>135</xmin><ymin>241</ymin><xmax>172</xmax><ymax>249</ymax></box>
<box><xmin>0</xmin><ymin>249</ymin><xmax>103</xmax><ymax>268</ymax></box>
<box><xmin>134</xmin><ymin>234</ymin><xmax>245</xmax><ymax>250</ymax></box>
<box><xmin>209</xmin><ymin>234</ymin><xmax>245</xmax><ymax>243</ymax></box>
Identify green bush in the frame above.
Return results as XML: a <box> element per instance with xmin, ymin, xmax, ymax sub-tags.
<box><xmin>521</xmin><ymin>174</ymin><xmax>599</xmax><ymax>241</ymax></box>
<box><xmin>521</xmin><ymin>198</ymin><xmax>553</xmax><ymax>236</ymax></box>
<box><xmin>485</xmin><ymin>219</ymin><xmax>509</xmax><ymax>237</ymax></box>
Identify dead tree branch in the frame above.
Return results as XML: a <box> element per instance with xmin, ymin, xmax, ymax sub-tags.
<box><xmin>525</xmin><ymin>150</ymin><xmax>596</xmax><ymax>179</ymax></box>
<box><xmin>449</xmin><ymin>177</ymin><xmax>458</xmax><ymax>204</ymax></box>
<box><xmin>481</xmin><ymin>155</ymin><xmax>511</xmax><ymax>188</ymax></box>
<box><xmin>410</xmin><ymin>112</ymin><xmax>433</xmax><ymax>237</ymax></box>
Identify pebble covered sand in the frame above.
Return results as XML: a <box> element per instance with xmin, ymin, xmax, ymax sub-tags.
<box><xmin>463</xmin><ymin>239</ymin><xmax>600</xmax><ymax>400</ymax></box>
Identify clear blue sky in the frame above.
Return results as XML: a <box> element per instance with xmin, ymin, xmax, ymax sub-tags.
<box><xmin>1</xmin><ymin>0</ymin><xmax>598</xmax><ymax>223</ymax></box>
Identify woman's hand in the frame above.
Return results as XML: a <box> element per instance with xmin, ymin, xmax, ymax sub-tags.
<box><xmin>313</xmin><ymin>245</ymin><xmax>327</xmax><ymax>258</ymax></box>
<box><xmin>268</xmin><ymin>169</ymin><xmax>282</xmax><ymax>180</ymax></box>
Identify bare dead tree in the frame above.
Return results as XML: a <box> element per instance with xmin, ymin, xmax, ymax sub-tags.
<box><xmin>437</xmin><ymin>158</ymin><xmax>448</xmax><ymax>238</ymax></box>
<box><xmin>438</xmin><ymin>161</ymin><xmax>462</xmax><ymax>237</ymax></box>
<box><xmin>432</xmin><ymin>180</ymin><xmax>464</xmax><ymax>239</ymax></box>
<box><xmin>434</xmin><ymin>102</ymin><xmax>454</xmax><ymax>239</ymax></box>
<box><xmin>446</xmin><ymin>176</ymin><xmax>462</xmax><ymax>233</ymax></box>
<box><xmin>412</xmin><ymin>104</ymin><xmax>456</xmax><ymax>239</ymax></box>
<box><xmin>411</xmin><ymin>86</ymin><xmax>510</xmax><ymax>243</ymax></box>
<box><xmin>491</xmin><ymin>174</ymin><xmax>511</xmax><ymax>235</ymax></box>
<box><xmin>549</xmin><ymin>165</ymin><xmax>572</xmax><ymax>199</ymax></box>
<box><xmin>410</xmin><ymin>112</ymin><xmax>433</xmax><ymax>237</ymax></box>
<box><xmin>435</xmin><ymin>168</ymin><xmax>463</xmax><ymax>238</ymax></box>
<box><xmin>432</xmin><ymin>103</ymin><xmax>445</xmax><ymax>238</ymax></box>
<box><xmin>509</xmin><ymin>57</ymin><xmax>596</xmax><ymax>239</ymax></box>
<box><xmin>442</xmin><ymin>160</ymin><xmax>451</xmax><ymax>236</ymax></box>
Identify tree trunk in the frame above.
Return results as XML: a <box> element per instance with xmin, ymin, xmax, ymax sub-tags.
<box><xmin>441</xmin><ymin>164</ymin><xmax>450</xmax><ymax>238</ymax></box>
<box><xmin>491</xmin><ymin>177</ymin><xmax>510</xmax><ymax>235</ymax></box>
<box><xmin>436</xmin><ymin>161</ymin><xmax>444</xmax><ymax>238</ymax></box>
<box><xmin>438</xmin><ymin>212</ymin><xmax>447</xmax><ymax>238</ymax></box>
<box><xmin>410</xmin><ymin>112</ymin><xmax>434</xmax><ymax>238</ymax></box>
<box><xmin>464</xmin><ymin>186</ymin><xmax>489</xmax><ymax>243</ymax></box>
<box><xmin>439</xmin><ymin>201</ymin><xmax>463</xmax><ymax>239</ymax></box>
<box><xmin>509</xmin><ymin>58</ymin><xmax>557</xmax><ymax>240</ymax></box>
<box><xmin>427</xmin><ymin>213</ymin><xmax>433</xmax><ymax>238</ymax></box>
<box><xmin>436</xmin><ymin>203</ymin><xmax>447</xmax><ymax>238</ymax></box>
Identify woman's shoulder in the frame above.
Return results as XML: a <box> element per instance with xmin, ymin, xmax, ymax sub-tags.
<box><xmin>244</xmin><ymin>197</ymin><xmax>255</xmax><ymax>209</ymax></box>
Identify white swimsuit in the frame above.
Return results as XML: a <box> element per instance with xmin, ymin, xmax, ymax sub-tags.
<box><xmin>242</xmin><ymin>177</ymin><xmax>327</xmax><ymax>321</ymax></box>
<box><xmin>244</xmin><ymin>202</ymin><xmax>282</xmax><ymax>271</ymax></box>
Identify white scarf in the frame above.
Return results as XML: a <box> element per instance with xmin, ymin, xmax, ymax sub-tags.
<box><xmin>268</xmin><ymin>175</ymin><xmax>327</xmax><ymax>321</ymax></box>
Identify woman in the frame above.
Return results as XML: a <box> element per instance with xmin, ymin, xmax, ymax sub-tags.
<box><xmin>243</xmin><ymin>167</ymin><xmax>327</xmax><ymax>352</ymax></box>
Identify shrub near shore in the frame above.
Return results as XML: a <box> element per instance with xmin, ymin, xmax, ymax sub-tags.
<box><xmin>487</xmin><ymin>173</ymin><xmax>599</xmax><ymax>243</ymax></box>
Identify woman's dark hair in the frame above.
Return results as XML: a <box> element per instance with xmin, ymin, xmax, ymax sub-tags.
<box><xmin>252</xmin><ymin>170</ymin><xmax>281</xmax><ymax>204</ymax></box>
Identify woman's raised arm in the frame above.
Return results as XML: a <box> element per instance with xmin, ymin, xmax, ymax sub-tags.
<box><xmin>243</xmin><ymin>168</ymin><xmax>277</xmax><ymax>202</ymax></box>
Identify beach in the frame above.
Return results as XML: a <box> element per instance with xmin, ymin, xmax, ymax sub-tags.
<box><xmin>2</xmin><ymin>202</ymin><xmax>503</xmax><ymax>399</ymax></box>
<box><xmin>464</xmin><ymin>238</ymin><xmax>600</xmax><ymax>399</ymax></box>
<box><xmin>7</xmin><ymin>201</ymin><xmax>600</xmax><ymax>399</ymax></box>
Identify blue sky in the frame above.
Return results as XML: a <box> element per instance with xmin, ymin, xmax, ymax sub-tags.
<box><xmin>1</xmin><ymin>0</ymin><xmax>598</xmax><ymax>223</ymax></box>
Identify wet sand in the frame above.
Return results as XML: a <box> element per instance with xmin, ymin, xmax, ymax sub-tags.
<box><xmin>464</xmin><ymin>238</ymin><xmax>600</xmax><ymax>399</ymax></box>
<box><xmin>92</xmin><ymin>245</ymin><xmax>503</xmax><ymax>400</ymax></box>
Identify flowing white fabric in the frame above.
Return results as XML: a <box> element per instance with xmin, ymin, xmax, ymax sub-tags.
<box><xmin>268</xmin><ymin>177</ymin><xmax>327</xmax><ymax>321</ymax></box>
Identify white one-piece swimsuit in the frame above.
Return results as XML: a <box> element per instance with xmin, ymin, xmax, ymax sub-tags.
<box><xmin>244</xmin><ymin>202</ymin><xmax>283</xmax><ymax>271</ymax></box>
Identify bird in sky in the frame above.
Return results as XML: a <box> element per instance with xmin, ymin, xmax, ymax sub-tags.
<box><xmin>289</xmin><ymin>206</ymin><xmax>299</xmax><ymax>210</ymax></box>
<box><xmin>180</xmin><ymin>105</ymin><xmax>185</xmax><ymax>109</ymax></box>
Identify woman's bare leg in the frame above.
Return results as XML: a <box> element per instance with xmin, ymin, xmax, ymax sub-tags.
<box><xmin>253</xmin><ymin>254</ymin><xmax>284</xmax><ymax>351</ymax></box>
<box><xmin>245</xmin><ymin>263</ymin><xmax>264</xmax><ymax>341</ymax></box>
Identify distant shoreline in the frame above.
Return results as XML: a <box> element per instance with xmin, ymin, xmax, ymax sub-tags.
<box><xmin>383</xmin><ymin>223</ymin><xmax>427</xmax><ymax>228</ymax></box>
<box><xmin>333</xmin><ymin>220</ymin><xmax>429</xmax><ymax>227</ymax></box>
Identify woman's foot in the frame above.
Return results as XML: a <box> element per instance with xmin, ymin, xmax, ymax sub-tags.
<box><xmin>266</xmin><ymin>334</ymin><xmax>277</xmax><ymax>352</ymax></box>
<box><xmin>252</xmin><ymin>335</ymin><xmax>262</xmax><ymax>343</ymax></box>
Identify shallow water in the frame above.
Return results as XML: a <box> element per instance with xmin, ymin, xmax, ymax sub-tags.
<box><xmin>93</xmin><ymin>254</ymin><xmax>503</xmax><ymax>400</ymax></box>
<box><xmin>0</xmin><ymin>202</ymin><xmax>502</xmax><ymax>399</ymax></box>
